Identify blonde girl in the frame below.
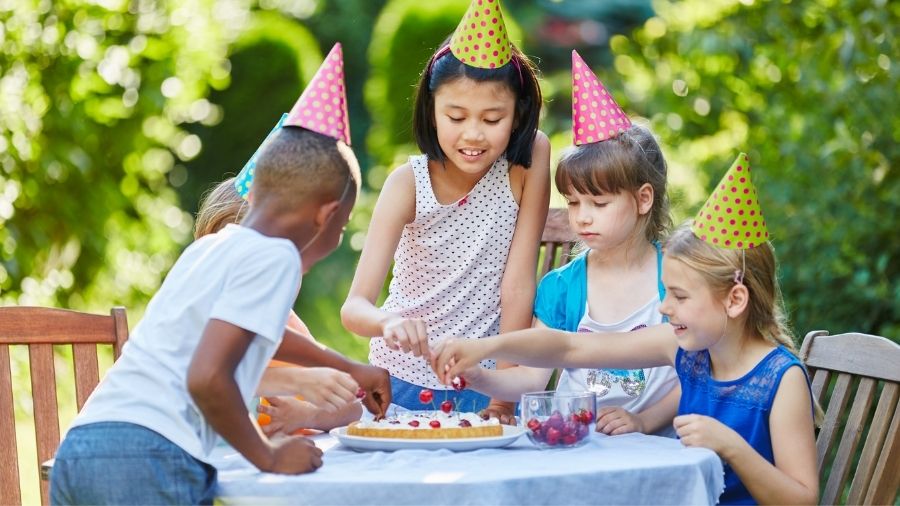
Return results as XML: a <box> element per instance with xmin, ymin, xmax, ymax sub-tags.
<box><xmin>432</xmin><ymin>154</ymin><xmax>819</xmax><ymax>504</ymax></box>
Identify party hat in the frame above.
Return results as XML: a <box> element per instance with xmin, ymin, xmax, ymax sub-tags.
<box><xmin>450</xmin><ymin>0</ymin><xmax>512</xmax><ymax>69</ymax></box>
<box><xmin>571</xmin><ymin>50</ymin><xmax>632</xmax><ymax>145</ymax></box>
<box><xmin>234</xmin><ymin>113</ymin><xmax>287</xmax><ymax>198</ymax></box>
<box><xmin>691</xmin><ymin>153</ymin><xmax>769</xmax><ymax>249</ymax></box>
<box><xmin>284</xmin><ymin>43</ymin><xmax>351</xmax><ymax>145</ymax></box>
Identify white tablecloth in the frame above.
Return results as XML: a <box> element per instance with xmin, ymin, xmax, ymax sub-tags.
<box><xmin>212</xmin><ymin>431</ymin><xmax>724</xmax><ymax>505</ymax></box>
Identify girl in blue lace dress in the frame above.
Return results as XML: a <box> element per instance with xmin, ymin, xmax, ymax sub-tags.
<box><xmin>432</xmin><ymin>154</ymin><xmax>819</xmax><ymax>505</ymax></box>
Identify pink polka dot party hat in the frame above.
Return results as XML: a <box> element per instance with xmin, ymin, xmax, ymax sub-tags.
<box><xmin>691</xmin><ymin>152</ymin><xmax>769</xmax><ymax>249</ymax></box>
<box><xmin>450</xmin><ymin>0</ymin><xmax>511</xmax><ymax>69</ymax></box>
<box><xmin>284</xmin><ymin>42</ymin><xmax>350</xmax><ymax>145</ymax></box>
<box><xmin>234</xmin><ymin>43</ymin><xmax>350</xmax><ymax>198</ymax></box>
<box><xmin>571</xmin><ymin>50</ymin><xmax>632</xmax><ymax>146</ymax></box>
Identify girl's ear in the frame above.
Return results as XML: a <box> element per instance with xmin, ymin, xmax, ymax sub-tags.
<box><xmin>635</xmin><ymin>183</ymin><xmax>654</xmax><ymax>216</ymax></box>
<box><xmin>724</xmin><ymin>282</ymin><xmax>750</xmax><ymax>318</ymax></box>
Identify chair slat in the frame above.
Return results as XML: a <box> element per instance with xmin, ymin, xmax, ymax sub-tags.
<box><xmin>809</xmin><ymin>367</ymin><xmax>831</xmax><ymax>404</ymax></box>
<box><xmin>803</xmin><ymin>332</ymin><xmax>900</xmax><ymax>382</ymax></box>
<box><xmin>29</xmin><ymin>344</ymin><xmax>59</xmax><ymax>506</ymax></box>
<box><xmin>0</xmin><ymin>344</ymin><xmax>22</xmax><ymax>505</ymax></box>
<box><xmin>848</xmin><ymin>382</ymin><xmax>899</xmax><ymax>504</ymax></box>
<box><xmin>821</xmin><ymin>376</ymin><xmax>875</xmax><ymax>505</ymax></box>
<box><xmin>72</xmin><ymin>344</ymin><xmax>101</xmax><ymax>410</ymax></box>
<box><xmin>865</xmin><ymin>394</ymin><xmax>900</xmax><ymax>505</ymax></box>
<box><xmin>816</xmin><ymin>372</ymin><xmax>853</xmax><ymax>473</ymax></box>
<box><xmin>0</xmin><ymin>308</ymin><xmax>118</xmax><ymax>345</ymax></box>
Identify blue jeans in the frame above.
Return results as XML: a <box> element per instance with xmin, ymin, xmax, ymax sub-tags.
<box><xmin>389</xmin><ymin>375</ymin><xmax>493</xmax><ymax>412</ymax></box>
<box><xmin>50</xmin><ymin>422</ymin><xmax>217</xmax><ymax>505</ymax></box>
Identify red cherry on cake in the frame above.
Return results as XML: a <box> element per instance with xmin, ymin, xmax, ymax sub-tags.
<box><xmin>440</xmin><ymin>400</ymin><xmax>453</xmax><ymax>414</ymax></box>
<box><xmin>458</xmin><ymin>419</ymin><xmax>472</xmax><ymax>427</ymax></box>
<box><xmin>418</xmin><ymin>389</ymin><xmax>434</xmax><ymax>404</ymax></box>
<box><xmin>429</xmin><ymin>420</ymin><xmax>441</xmax><ymax>428</ymax></box>
<box><xmin>408</xmin><ymin>420</ymin><xmax>420</xmax><ymax>427</ymax></box>
<box><xmin>451</xmin><ymin>375</ymin><xmax>467</xmax><ymax>391</ymax></box>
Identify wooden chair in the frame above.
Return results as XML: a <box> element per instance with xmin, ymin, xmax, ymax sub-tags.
<box><xmin>0</xmin><ymin>306</ymin><xmax>129</xmax><ymax>506</ymax></box>
<box><xmin>799</xmin><ymin>330</ymin><xmax>900</xmax><ymax>505</ymax></box>
<box><xmin>538</xmin><ymin>207</ymin><xmax>578</xmax><ymax>279</ymax></box>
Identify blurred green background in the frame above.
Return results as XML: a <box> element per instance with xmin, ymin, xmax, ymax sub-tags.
<box><xmin>2</xmin><ymin>0</ymin><xmax>897</xmax><ymax>503</ymax></box>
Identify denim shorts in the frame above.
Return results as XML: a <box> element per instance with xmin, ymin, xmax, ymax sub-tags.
<box><xmin>50</xmin><ymin>422</ymin><xmax>217</xmax><ymax>505</ymax></box>
<box><xmin>389</xmin><ymin>375</ymin><xmax>493</xmax><ymax>412</ymax></box>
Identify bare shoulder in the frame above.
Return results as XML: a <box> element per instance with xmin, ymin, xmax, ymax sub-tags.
<box><xmin>374</xmin><ymin>161</ymin><xmax>416</xmax><ymax>225</ymax></box>
<box><xmin>509</xmin><ymin>131</ymin><xmax>551</xmax><ymax>203</ymax></box>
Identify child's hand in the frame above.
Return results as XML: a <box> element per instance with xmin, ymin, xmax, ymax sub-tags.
<box><xmin>257</xmin><ymin>396</ymin><xmax>314</xmax><ymax>437</ymax></box>
<box><xmin>480</xmin><ymin>401</ymin><xmax>517</xmax><ymax>425</ymax></box>
<box><xmin>595</xmin><ymin>406</ymin><xmax>644</xmax><ymax>435</ymax></box>
<box><xmin>430</xmin><ymin>338</ymin><xmax>487</xmax><ymax>384</ymax></box>
<box><xmin>294</xmin><ymin>367</ymin><xmax>359</xmax><ymax>412</ymax></box>
<box><xmin>382</xmin><ymin>317</ymin><xmax>429</xmax><ymax>358</ymax></box>
<box><xmin>266</xmin><ymin>436</ymin><xmax>323</xmax><ymax>474</ymax></box>
<box><xmin>348</xmin><ymin>363</ymin><xmax>392</xmax><ymax>419</ymax></box>
<box><xmin>673</xmin><ymin>413</ymin><xmax>742</xmax><ymax>455</ymax></box>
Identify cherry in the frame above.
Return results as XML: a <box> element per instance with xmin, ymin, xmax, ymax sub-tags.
<box><xmin>418</xmin><ymin>389</ymin><xmax>434</xmax><ymax>404</ymax></box>
<box><xmin>458</xmin><ymin>419</ymin><xmax>472</xmax><ymax>427</ymax></box>
<box><xmin>356</xmin><ymin>388</ymin><xmax>366</xmax><ymax>399</ymax></box>
<box><xmin>578</xmin><ymin>408</ymin><xmax>594</xmax><ymax>424</ymax></box>
<box><xmin>545</xmin><ymin>427</ymin><xmax>561</xmax><ymax>445</ymax></box>
<box><xmin>562</xmin><ymin>434</ymin><xmax>578</xmax><ymax>445</ymax></box>
<box><xmin>408</xmin><ymin>420</ymin><xmax>420</xmax><ymax>427</ymax></box>
<box><xmin>440</xmin><ymin>400</ymin><xmax>453</xmax><ymax>414</ymax></box>
<box><xmin>451</xmin><ymin>375</ymin><xmax>467</xmax><ymax>391</ymax></box>
<box><xmin>546</xmin><ymin>412</ymin><xmax>564</xmax><ymax>430</ymax></box>
<box><xmin>429</xmin><ymin>420</ymin><xmax>441</xmax><ymax>428</ymax></box>
<box><xmin>526</xmin><ymin>418</ymin><xmax>542</xmax><ymax>431</ymax></box>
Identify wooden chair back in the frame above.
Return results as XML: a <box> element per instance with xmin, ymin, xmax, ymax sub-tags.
<box><xmin>799</xmin><ymin>330</ymin><xmax>900</xmax><ymax>505</ymax></box>
<box><xmin>538</xmin><ymin>208</ymin><xmax>578</xmax><ymax>279</ymax></box>
<box><xmin>0</xmin><ymin>306</ymin><xmax>129</xmax><ymax>506</ymax></box>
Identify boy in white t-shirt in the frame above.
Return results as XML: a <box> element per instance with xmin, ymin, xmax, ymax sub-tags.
<box><xmin>49</xmin><ymin>124</ymin><xmax>389</xmax><ymax>504</ymax></box>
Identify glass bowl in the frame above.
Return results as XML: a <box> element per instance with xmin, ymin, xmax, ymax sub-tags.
<box><xmin>520</xmin><ymin>391</ymin><xmax>596</xmax><ymax>449</ymax></box>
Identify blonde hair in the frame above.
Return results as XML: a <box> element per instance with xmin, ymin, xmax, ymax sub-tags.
<box><xmin>194</xmin><ymin>177</ymin><xmax>247</xmax><ymax>240</ymax></box>
<box><xmin>664</xmin><ymin>221</ymin><xmax>796</xmax><ymax>352</ymax></box>
<box><xmin>665</xmin><ymin>221</ymin><xmax>823</xmax><ymax>424</ymax></box>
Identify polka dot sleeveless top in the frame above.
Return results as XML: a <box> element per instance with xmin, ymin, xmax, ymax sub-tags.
<box><xmin>369</xmin><ymin>154</ymin><xmax>519</xmax><ymax>389</ymax></box>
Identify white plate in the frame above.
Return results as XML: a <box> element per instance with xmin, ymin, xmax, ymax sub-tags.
<box><xmin>329</xmin><ymin>424</ymin><xmax>526</xmax><ymax>452</ymax></box>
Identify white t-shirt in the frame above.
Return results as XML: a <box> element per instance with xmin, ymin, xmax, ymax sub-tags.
<box><xmin>71</xmin><ymin>224</ymin><xmax>301</xmax><ymax>461</ymax></box>
<box><xmin>556</xmin><ymin>297</ymin><xmax>678</xmax><ymax>436</ymax></box>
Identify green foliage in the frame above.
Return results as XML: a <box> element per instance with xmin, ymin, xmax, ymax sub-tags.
<box><xmin>0</xmin><ymin>0</ymin><xmax>248</xmax><ymax>312</ymax></box>
<box><xmin>607</xmin><ymin>0</ymin><xmax>899</xmax><ymax>340</ymax></box>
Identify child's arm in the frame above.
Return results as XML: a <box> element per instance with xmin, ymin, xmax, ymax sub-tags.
<box><xmin>596</xmin><ymin>384</ymin><xmax>681</xmax><ymax>435</ymax></box>
<box><xmin>486</xmin><ymin>132</ymin><xmax>552</xmax><ymax>420</ymax></box>
<box><xmin>341</xmin><ymin>165</ymin><xmax>432</xmax><ymax>356</ymax></box>
<box><xmin>257</xmin><ymin>396</ymin><xmax>363</xmax><ymax>435</ymax></box>
<box><xmin>188</xmin><ymin>319</ymin><xmax>322</xmax><ymax>474</ymax></box>
<box><xmin>674</xmin><ymin>366</ymin><xmax>818</xmax><ymax>504</ymax></box>
<box><xmin>256</xmin><ymin>366</ymin><xmax>358</xmax><ymax>412</ymax></box>
<box><xmin>273</xmin><ymin>327</ymin><xmax>392</xmax><ymax>418</ymax></box>
<box><xmin>432</xmin><ymin>324</ymin><xmax>677</xmax><ymax>385</ymax></box>
<box><xmin>461</xmin><ymin>363</ymin><xmax>554</xmax><ymax>403</ymax></box>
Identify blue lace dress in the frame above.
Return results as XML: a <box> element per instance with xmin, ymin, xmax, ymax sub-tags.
<box><xmin>675</xmin><ymin>345</ymin><xmax>812</xmax><ymax>505</ymax></box>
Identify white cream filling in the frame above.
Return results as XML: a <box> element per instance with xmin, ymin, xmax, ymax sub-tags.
<box><xmin>355</xmin><ymin>411</ymin><xmax>499</xmax><ymax>430</ymax></box>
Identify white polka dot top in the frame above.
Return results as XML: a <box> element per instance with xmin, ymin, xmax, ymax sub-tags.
<box><xmin>369</xmin><ymin>154</ymin><xmax>519</xmax><ymax>389</ymax></box>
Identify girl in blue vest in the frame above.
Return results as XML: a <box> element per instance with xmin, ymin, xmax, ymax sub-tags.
<box><xmin>432</xmin><ymin>153</ymin><xmax>819</xmax><ymax>505</ymax></box>
<box><xmin>454</xmin><ymin>52</ymin><xmax>679</xmax><ymax>435</ymax></box>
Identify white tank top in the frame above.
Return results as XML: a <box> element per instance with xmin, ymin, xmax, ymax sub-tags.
<box><xmin>369</xmin><ymin>154</ymin><xmax>519</xmax><ymax>389</ymax></box>
<box><xmin>557</xmin><ymin>296</ymin><xmax>678</xmax><ymax>436</ymax></box>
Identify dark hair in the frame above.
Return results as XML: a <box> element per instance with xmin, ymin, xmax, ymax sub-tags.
<box><xmin>555</xmin><ymin>124</ymin><xmax>672</xmax><ymax>243</ymax></box>
<box><xmin>412</xmin><ymin>37</ymin><xmax>542</xmax><ymax>168</ymax></box>
<box><xmin>253</xmin><ymin>126</ymin><xmax>361</xmax><ymax>207</ymax></box>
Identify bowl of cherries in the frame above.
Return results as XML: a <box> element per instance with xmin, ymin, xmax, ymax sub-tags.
<box><xmin>521</xmin><ymin>391</ymin><xmax>596</xmax><ymax>449</ymax></box>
